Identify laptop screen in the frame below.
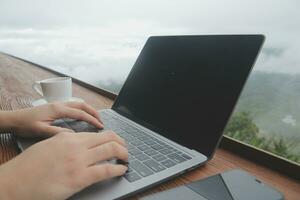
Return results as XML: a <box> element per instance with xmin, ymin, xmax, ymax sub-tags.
<box><xmin>113</xmin><ymin>35</ymin><xmax>264</xmax><ymax>158</ymax></box>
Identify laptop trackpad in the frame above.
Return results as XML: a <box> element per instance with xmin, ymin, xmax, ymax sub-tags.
<box><xmin>141</xmin><ymin>185</ymin><xmax>207</xmax><ymax>200</ymax></box>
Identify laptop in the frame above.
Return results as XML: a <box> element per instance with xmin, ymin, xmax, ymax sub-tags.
<box><xmin>18</xmin><ymin>35</ymin><xmax>265</xmax><ymax>200</ymax></box>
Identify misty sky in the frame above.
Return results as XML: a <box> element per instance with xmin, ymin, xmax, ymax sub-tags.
<box><xmin>0</xmin><ymin>0</ymin><xmax>300</xmax><ymax>89</ymax></box>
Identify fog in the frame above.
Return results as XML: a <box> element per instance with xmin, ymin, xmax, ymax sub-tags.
<box><xmin>1</xmin><ymin>0</ymin><xmax>300</xmax><ymax>89</ymax></box>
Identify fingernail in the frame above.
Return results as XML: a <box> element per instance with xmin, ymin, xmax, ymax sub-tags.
<box><xmin>98</xmin><ymin>123</ymin><xmax>104</xmax><ymax>128</ymax></box>
<box><xmin>124</xmin><ymin>167</ymin><xmax>129</xmax><ymax>173</ymax></box>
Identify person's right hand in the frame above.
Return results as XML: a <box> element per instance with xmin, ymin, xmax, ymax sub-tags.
<box><xmin>0</xmin><ymin>131</ymin><xmax>128</xmax><ymax>200</ymax></box>
<box><xmin>7</xmin><ymin>102</ymin><xmax>104</xmax><ymax>138</ymax></box>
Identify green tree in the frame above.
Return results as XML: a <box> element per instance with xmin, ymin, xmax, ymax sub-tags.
<box><xmin>272</xmin><ymin>137</ymin><xmax>299</xmax><ymax>162</ymax></box>
<box><xmin>224</xmin><ymin>112</ymin><xmax>259</xmax><ymax>143</ymax></box>
<box><xmin>224</xmin><ymin>112</ymin><xmax>299</xmax><ymax>164</ymax></box>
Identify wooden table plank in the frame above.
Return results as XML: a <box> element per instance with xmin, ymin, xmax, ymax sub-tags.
<box><xmin>0</xmin><ymin>53</ymin><xmax>299</xmax><ymax>199</ymax></box>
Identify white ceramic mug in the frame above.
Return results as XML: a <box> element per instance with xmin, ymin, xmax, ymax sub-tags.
<box><xmin>32</xmin><ymin>77</ymin><xmax>72</xmax><ymax>102</ymax></box>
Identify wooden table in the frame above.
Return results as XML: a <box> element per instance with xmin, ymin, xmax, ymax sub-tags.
<box><xmin>0</xmin><ymin>53</ymin><xmax>299</xmax><ymax>199</ymax></box>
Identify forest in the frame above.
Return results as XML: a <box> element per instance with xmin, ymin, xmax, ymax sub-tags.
<box><xmin>224</xmin><ymin>112</ymin><xmax>299</xmax><ymax>163</ymax></box>
<box><xmin>225</xmin><ymin>71</ymin><xmax>300</xmax><ymax>163</ymax></box>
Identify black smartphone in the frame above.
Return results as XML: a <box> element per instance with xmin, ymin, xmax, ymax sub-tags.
<box><xmin>141</xmin><ymin>169</ymin><xmax>284</xmax><ymax>200</ymax></box>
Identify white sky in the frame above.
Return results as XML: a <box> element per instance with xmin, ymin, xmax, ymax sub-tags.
<box><xmin>0</xmin><ymin>0</ymin><xmax>300</xmax><ymax>86</ymax></box>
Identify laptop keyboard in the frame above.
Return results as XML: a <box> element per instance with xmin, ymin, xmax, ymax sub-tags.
<box><xmin>55</xmin><ymin>110</ymin><xmax>192</xmax><ymax>183</ymax></box>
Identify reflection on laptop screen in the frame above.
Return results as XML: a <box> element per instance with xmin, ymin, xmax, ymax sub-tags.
<box><xmin>113</xmin><ymin>35</ymin><xmax>264</xmax><ymax>158</ymax></box>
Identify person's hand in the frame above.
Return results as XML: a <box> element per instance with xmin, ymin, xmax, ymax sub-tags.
<box><xmin>0</xmin><ymin>131</ymin><xmax>128</xmax><ymax>200</ymax></box>
<box><xmin>9</xmin><ymin>102</ymin><xmax>103</xmax><ymax>137</ymax></box>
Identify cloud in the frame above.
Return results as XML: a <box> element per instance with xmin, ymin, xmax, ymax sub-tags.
<box><xmin>1</xmin><ymin>0</ymin><xmax>299</xmax><ymax>30</ymax></box>
<box><xmin>0</xmin><ymin>0</ymin><xmax>300</xmax><ymax>87</ymax></box>
<box><xmin>0</xmin><ymin>20</ymin><xmax>186</xmax><ymax>85</ymax></box>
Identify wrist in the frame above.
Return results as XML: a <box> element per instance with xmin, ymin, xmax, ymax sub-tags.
<box><xmin>0</xmin><ymin>111</ymin><xmax>19</xmax><ymax>133</ymax></box>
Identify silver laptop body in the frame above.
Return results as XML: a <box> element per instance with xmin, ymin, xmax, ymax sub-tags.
<box><xmin>18</xmin><ymin>35</ymin><xmax>265</xmax><ymax>200</ymax></box>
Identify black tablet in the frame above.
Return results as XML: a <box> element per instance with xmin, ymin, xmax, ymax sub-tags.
<box><xmin>141</xmin><ymin>169</ymin><xmax>284</xmax><ymax>200</ymax></box>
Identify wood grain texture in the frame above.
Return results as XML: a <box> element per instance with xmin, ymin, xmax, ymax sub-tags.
<box><xmin>0</xmin><ymin>53</ymin><xmax>299</xmax><ymax>199</ymax></box>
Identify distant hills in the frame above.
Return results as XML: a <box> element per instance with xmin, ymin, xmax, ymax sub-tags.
<box><xmin>234</xmin><ymin>71</ymin><xmax>300</xmax><ymax>138</ymax></box>
<box><xmin>232</xmin><ymin>71</ymin><xmax>300</xmax><ymax>154</ymax></box>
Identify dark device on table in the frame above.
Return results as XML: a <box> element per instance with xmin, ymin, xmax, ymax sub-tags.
<box><xmin>18</xmin><ymin>35</ymin><xmax>265</xmax><ymax>200</ymax></box>
<box><xmin>141</xmin><ymin>169</ymin><xmax>284</xmax><ymax>200</ymax></box>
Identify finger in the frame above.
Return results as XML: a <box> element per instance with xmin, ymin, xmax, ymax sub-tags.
<box><xmin>64</xmin><ymin>102</ymin><xmax>103</xmax><ymax>123</ymax></box>
<box><xmin>78</xmin><ymin>131</ymin><xmax>126</xmax><ymax>148</ymax></box>
<box><xmin>85</xmin><ymin>141</ymin><xmax>128</xmax><ymax>165</ymax></box>
<box><xmin>39</xmin><ymin>124</ymin><xmax>75</xmax><ymax>136</ymax></box>
<box><xmin>84</xmin><ymin>163</ymin><xmax>127</xmax><ymax>186</ymax></box>
<box><xmin>60</xmin><ymin>107</ymin><xmax>103</xmax><ymax>129</ymax></box>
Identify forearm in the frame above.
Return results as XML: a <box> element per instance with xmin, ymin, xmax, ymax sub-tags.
<box><xmin>0</xmin><ymin>162</ymin><xmax>16</xmax><ymax>199</ymax></box>
<box><xmin>0</xmin><ymin>111</ymin><xmax>18</xmax><ymax>133</ymax></box>
<box><xmin>0</xmin><ymin>171</ymin><xmax>10</xmax><ymax>199</ymax></box>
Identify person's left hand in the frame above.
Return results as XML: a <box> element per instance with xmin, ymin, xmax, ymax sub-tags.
<box><xmin>0</xmin><ymin>131</ymin><xmax>128</xmax><ymax>200</ymax></box>
<box><xmin>9</xmin><ymin>102</ymin><xmax>103</xmax><ymax>137</ymax></box>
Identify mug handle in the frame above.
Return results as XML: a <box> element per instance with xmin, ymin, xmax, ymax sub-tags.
<box><xmin>32</xmin><ymin>81</ymin><xmax>43</xmax><ymax>97</ymax></box>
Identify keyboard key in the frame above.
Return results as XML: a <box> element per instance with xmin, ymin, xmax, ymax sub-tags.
<box><xmin>152</xmin><ymin>154</ymin><xmax>167</xmax><ymax>162</ymax></box>
<box><xmin>130</xmin><ymin>160</ymin><xmax>153</xmax><ymax>177</ymax></box>
<box><xmin>120</xmin><ymin>125</ymin><xmax>132</xmax><ymax>132</ymax></box>
<box><xmin>100</xmin><ymin>114</ymin><xmax>110</xmax><ymax>120</ymax></box>
<box><xmin>167</xmin><ymin>153</ymin><xmax>186</xmax><ymax>163</ymax></box>
<box><xmin>121</xmin><ymin>133</ymin><xmax>135</xmax><ymax>141</ymax></box>
<box><xmin>153</xmin><ymin>138</ymin><xmax>160</xmax><ymax>142</ymax></box>
<box><xmin>174</xmin><ymin>149</ymin><xmax>181</xmax><ymax>153</ymax></box>
<box><xmin>105</xmin><ymin>121</ymin><xmax>119</xmax><ymax>129</ymax></box>
<box><xmin>130</xmin><ymin>139</ymin><xmax>143</xmax><ymax>146</ymax></box>
<box><xmin>144</xmin><ymin>149</ymin><xmax>159</xmax><ymax>156</ymax></box>
<box><xmin>129</xmin><ymin>148</ymin><xmax>143</xmax><ymax>156</ymax></box>
<box><xmin>137</xmin><ymin>145</ymin><xmax>151</xmax><ymax>151</ymax></box>
<box><xmin>128</xmin><ymin>144</ymin><xmax>136</xmax><ymax>150</ymax></box>
<box><xmin>117</xmin><ymin>130</ymin><xmax>127</xmax><ymax>135</ymax></box>
<box><xmin>157</xmin><ymin>141</ymin><xmax>165</xmax><ymax>145</ymax></box>
<box><xmin>133</xmin><ymin>132</ymin><xmax>143</xmax><ymax>137</ymax></box>
<box><xmin>143</xmin><ymin>159</ymin><xmax>165</xmax><ymax>172</ymax></box>
<box><xmin>110</xmin><ymin>115</ymin><xmax>118</xmax><ymax>120</ymax></box>
<box><xmin>159</xmin><ymin>148</ymin><xmax>173</xmax><ymax>155</ymax></box>
<box><xmin>126</xmin><ymin>128</ymin><xmax>139</xmax><ymax>135</ymax></box>
<box><xmin>128</xmin><ymin>155</ymin><xmax>135</xmax><ymax>162</ymax></box>
<box><xmin>134</xmin><ymin>153</ymin><xmax>150</xmax><ymax>161</ymax></box>
<box><xmin>137</xmin><ymin>135</ymin><xmax>152</xmax><ymax>142</ymax></box>
<box><xmin>126</xmin><ymin>127</ymin><xmax>142</xmax><ymax>136</ymax></box>
<box><xmin>161</xmin><ymin>159</ymin><xmax>176</xmax><ymax>168</ymax></box>
<box><xmin>180</xmin><ymin>153</ymin><xmax>192</xmax><ymax>160</ymax></box>
<box><xmin>151</xmin><ymin>144</ymin><xmax>164</xmax><ymax>150</ymax></box>
<box><xmin>124</xmin><ymin>172</ymin><xmax>141</xmax><ymax>182</ymax></box>
<box><xmin>113</xmin><ymin>128</ymin><xmax>123</xmax><ymax>133</ymax></box>
<box><xmin>144</xmin><ymin>140</ymin><xmax>157</xmax><ymax>146</ymax></box>
<box><xmin>168</xmin><ymin>146</ymin><xmax>176</xmax><ymax>151</ymax></box>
